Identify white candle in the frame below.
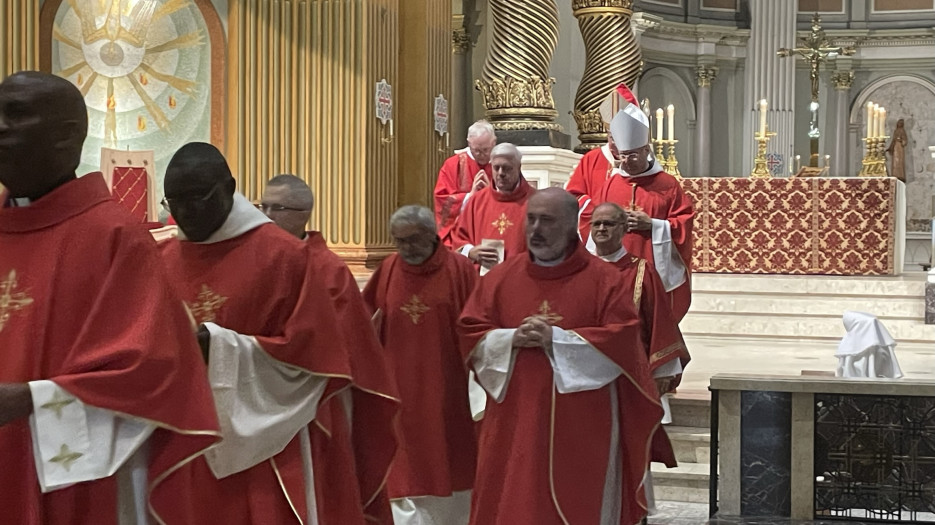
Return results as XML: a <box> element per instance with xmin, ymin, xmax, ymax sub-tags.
<box><xmin>655</xmin><ymin>108</ymin><xmax>664</xmax><ymax>141</ymax></box>
<box><xmin>446</xmin><ymin>132</ymin><xmax>450</xmax><ymax>148</ymax></box>
<box><xmin>795</xmin><ymin>155</ymin><xmax>801</xmax><ymax>172</ymax></box>
<box><xmin>666</xmin><ymin>104</ymin><xmax>675</xmax><ymax>141</ymax></box>
<box><xmin>879</xmin><ymin>107</ymin><xmax>886</xmax><ymax>137</ymax></box>
<box><xmin>824</xmin><ymin>154</ymin><xmax>830</xmax><ymax>169</ymax></box>
<box><xmin>758</xmin><ymin>99</ymin><xmax>768</xmax><ymax>136</ymax></box>
<box><xmin>866</xmin><ymin>101</ymin><xmax>874</xmax><ymax>138</ymax></box>
<box><xmin>389</xmin><ymin>118</ymin><xmax>394</xmax><ymax>137</ymax></box>
<box><xmin>873</xmin><ymin>105</ymin><xmax>881</xmax><ymax>138</ymax></box>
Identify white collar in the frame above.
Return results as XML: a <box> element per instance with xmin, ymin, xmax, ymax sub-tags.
<box><xmin>595</xmin><ymin>244</ymin><xmax>628</xmax><ymax>263</ymax></box>
<box><xmin>178</xmin><ymin>192</ymin><xmax>272</xmax><ymax>244</ymax></box>
<box><xmin>604</xmin><ymin>144</ymin><xmax>665</xmax><ymax>179</ymax></box>
<box><xmin>11</xmin><ymin>197</ymin><xmax>31</xmax><ymax>207</ymax></box>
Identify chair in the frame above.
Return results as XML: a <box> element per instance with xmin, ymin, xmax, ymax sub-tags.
<box><xmin>100</xmin><ymin>148</ymin><xmax>158</xmax><ymax>223</ymax></box>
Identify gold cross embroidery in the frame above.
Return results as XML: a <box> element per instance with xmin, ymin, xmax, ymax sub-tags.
<box><xmin>187</xmin><ymin>285</ymin><xmax>228</xmax><ymax>324</ymax></box>
<box><xmin>41</xmin><ymin>391</ymin><xmax>76</xmax><ymax>419</ymax></box>
<box><xmin>536</xmin><ymin>300</ymin><xmax>564</xmax><ymax>325</ymax></box>
<box><xmin>0</xmin><ymin>269</ymin><xmax>34</xmax><ymax>334</ymax></box>
<box><xmin>400</xmin><ymin>295</ymin><xmax>430</xmax><ymax>324</ymax></box>
<box><xmin>491</xmin><ymin>213</ymin><xmax>514</xmax><ymax>235</ymax></box>
<box><xmin>50</xmin><ymin>444</ymin><xmax>83</xmax><ymax>472</ymax></box>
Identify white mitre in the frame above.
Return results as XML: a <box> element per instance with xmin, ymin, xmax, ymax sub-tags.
<box><xmin>609</xmin><ymin>104</ymin><xmax>651</xmax><ymax>152</ymax></box>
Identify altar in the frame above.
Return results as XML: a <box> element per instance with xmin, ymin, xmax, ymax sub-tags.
<box><xmin>681</xmin><ymin>177</ymin><xmax>906</xmax><ymax>276</ymax></box>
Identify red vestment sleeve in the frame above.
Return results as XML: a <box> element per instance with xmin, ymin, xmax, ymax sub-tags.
<box><xmin>450</xmin><ymin>194</ymin><xmax>479</xmax><ymax>253</ymax></box>
<box><xmin>307</xmin><ymin>248</ymin><xmax>400</xmax><ymax>524</ymax></box>
<box><xmin>638</xmin><ymin>261</ymin><xmax>690</xmax><ymax>375</ymax></box>
<box><xmin>50</xmin><ymin>227</ymin><xmax>221</xmax><ymax>525</ymax></box>
<box><xmin>666</xmin><ymin>184</ymin><xmax>695</xmax><ymax>270</ymax></box>
<box><xmin>434</xmin><ymin>155</ymin><xmax>468</xmax><ymax>246</ymax></box>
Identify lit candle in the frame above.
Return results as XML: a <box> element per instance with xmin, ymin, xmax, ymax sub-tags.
<box><xmin>824</xmin><ymin>154</ymin><xmax>830</xmax><ymax>169</ymax></box>
<box><xmin>758</xmin><ymin>99</ymin><xmax>768</xmax><ymax>136</ymax></box>
<box><xmin>879</xmin><ymin>107</ymin><xmax>886</xmax><ymax>137</ymax></box>
<box><xmin>667</xmin><ymin>104</ymin><xmax>675</xmax><ymax>141</ymax></box>
<box><xmin>795</xmin><ymin>154</ymin><xmax>801</xmax><ymax>172</ymax></box>
<box><xmin>655</xmin><ymin>108</ymin><xmax>664</xmax><ymax>141</ymax></box>
<box><xmin>873</xmin><ymin>104</ymin><xmax>881</xmax><ymax>138</ymax></box>
<box><xmin>866</xmin><ymin>101</ymin><xmax>874</xmax><ymax>139</ymax></box>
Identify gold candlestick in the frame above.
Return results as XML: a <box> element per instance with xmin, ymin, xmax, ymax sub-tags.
<box><xmin>750</xmin><ymin>129</ymin><xmax>777</xmax><ymax>179</ymax></box>
<box><xmin>858</xmin><ymin>137</ymin><xmax>875</xmax><ymax>176</ymax></box>
<box><xmin>653</xmin><ymin>139</ymin><xmax>665</xmax><ymax>165</ymax></box>
<box><xmin>875</xmin><ymin>136</ymin><xmax>889</xmax><ymax>177</ymax></box>
<box><xmin>664</xmin><ymin>139</ymin><xmax>681</xmax><ymax>180</ymax></box>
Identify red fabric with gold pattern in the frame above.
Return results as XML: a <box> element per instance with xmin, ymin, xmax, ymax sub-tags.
<box><xmin>682</xmin><ymin>178</ymin><xmax>899</xmax><ymax>275</ymax></box>
<box><xmin>110</xmin><ymin>166</ymin><xmax>149</xmax><ymax>223</ymax></box>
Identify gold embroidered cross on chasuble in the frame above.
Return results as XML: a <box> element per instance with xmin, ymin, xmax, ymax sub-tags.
<box><xmin>0</xmin><ymin>269</ymin><xmax>34</xmax><ymax>334</ymax></box>
<box><xmin>400</xmin><ymin>295</ymin><xmax>431</xmax><ymax>324</ymax></box>
<box><xmin>491</xmin><ymin>213</ymin><xmax>514</xmax><ymax>235</ymax></box>
<box><xmin>187</xmin><ymin>284</ymin><xmax>228</xmax><ymax>324</ymax></box>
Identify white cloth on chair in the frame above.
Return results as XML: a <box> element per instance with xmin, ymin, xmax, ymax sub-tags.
<box><xmin>835</xmin><ymin>311</ymin><xmax>903</xmax><ymax>379</ymax></box>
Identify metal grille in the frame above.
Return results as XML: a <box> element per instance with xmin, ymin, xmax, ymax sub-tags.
<box><xmin>814</xmin><ymin>393</ymin><xmax>935</xmax><ymax>522</ymax></box>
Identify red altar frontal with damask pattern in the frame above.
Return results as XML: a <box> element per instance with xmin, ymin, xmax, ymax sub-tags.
<box><xmin>680</xmin><ymin>177</ymin><xmax>906</xmax><ymax>276</ymax></box>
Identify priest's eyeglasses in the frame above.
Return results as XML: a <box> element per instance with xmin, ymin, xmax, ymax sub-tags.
<box><xmin>257</xmin><ymin>203</ymin><xmax>310</xmax><ymax>213</ymax></box>
<box><xmin>161</xmin><ymin>183</ymin><xmax>223</xmax><ymax>214</ymax></box>
<box><xmin>590</xmin><ymin>220</ymin><xmax>623</xmax><ymax>229</ymax></box>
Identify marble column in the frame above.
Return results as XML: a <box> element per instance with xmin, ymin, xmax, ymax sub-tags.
<box><xmin>451</xmin><ymin>25</ymin><xmax>472</xmax><ymax>150</ymax></box>
<box><xmin>226</xmin><ymin>0</ymin><xmax>399</xmax><ymax>270</ymax></box>
<box><xmin>743</xmin><ymin>0</ymin><xmax>796</xmax><ymax>174</ymax></box>
<box><xmin>831</xmin><ymin>70</ymin><xmax>854</xmax><ymax>177</ymax></box>
<box><xmin>695</xmin><ymin>66</ymin><xmax>718</xmax><ymax>178</ymax></box>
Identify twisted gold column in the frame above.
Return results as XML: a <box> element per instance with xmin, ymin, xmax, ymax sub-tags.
<box><xmin>475</xmin><ymin>0</ymin><xmax>560</xmax><ymax>130</ymax></box>
<box><xmin>1</xmin><ymin>1</ymin><xmax>38</xmax><ymax>77</ymax></box>
<box><xmin>572</xmin><ymin>0</ymin><xmax>641</xmax><ymax>152</ymax></box>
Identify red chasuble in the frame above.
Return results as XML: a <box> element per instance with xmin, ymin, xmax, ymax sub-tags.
<box><xmin>566</xmin><ymin>146</ymin><xmax>613</xmax><ymax>238</ymax></box>
<box><xmin>362</xmin><ymin>245</ymin><xmax>478</xmax><ymax>500</ymax></box>
<box><xmin>306</xmin><ymin>231</ymin><xmax>400</xmax><ymax>525</ymax></box>
<box><xmin>610</xmin><ymin>254</ymin><xmax>692</xmax><ymax>468</ymax></box>
<box><xmin>0</xmin><ymin>174</ymin><xmax>219</xmax><ymax>525</ymax></box>
<box><xmin>458</xmin><ymin>244</ymin><xmax>663</xmax><ymax>525</ymax></box>
<box><xmin>434</xmin><ymin>151</ymin><xmax>493</xmax><ymax>247</ymax></box>
<box><xmin>161</xmin><ymin>223</ymin><xmax>354</xmax><ymax>525</ymax></box>
<box><xmin>451</xmin><ymin>176</ymin><xmax>533</xmax><ymax>263</ymax></box>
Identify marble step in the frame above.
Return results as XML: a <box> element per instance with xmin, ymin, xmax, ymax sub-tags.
<box><xmin>665</xmin><ymin>426</ymin><xmax>711</xmax><ymax>464</ymax></box>
<box><xmin>692</xmin><ymin>273</ymin><xmax>924</xmax><ymax>297</ymax></box>
<box><xmin>688</xmin><ymin>293</ymin><xmax>923</xmax><ymax>320</ymax></box>
<box><xmin>669</xmin><ymin>393</ymin><xmax>712</xmax><ymax>428</ymax></box>
<box><xmin>651</xmin><ymin>462</ymin><xmax>711</xmax><ymax>504</ymax></box>
<box><xmin>680</xmin><ymin>312</ymin><xmax>935</xmax><ymax>343</ymax></box>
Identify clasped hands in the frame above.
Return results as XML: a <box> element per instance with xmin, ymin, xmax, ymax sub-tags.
<box><xmin>512</xmin><ymin>316</ymin><xmax>553</xmax><ymax>352</ymax></box>
<box><xmin>627</xmin><ymin>210</ymin><xmax>653</xmax><ymax>232</ymax></box>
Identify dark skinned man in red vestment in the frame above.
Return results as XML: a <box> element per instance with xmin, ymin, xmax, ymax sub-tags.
<box><xmin>160</xmin><ymin>143</ymin><xmax>359</xmax><ymax>525</ymax></box>
<box><xmin>452</xmin><ymin>142</ymin><xmax>534</xmax><ymax>274</ymax></box>
<box><xmin>0</xmin><ymin>71</ymin><xmax>219</xmax><ymax>525</ymax></box>
<box><xmin>260</xmin><ymin>173</ymin><xmax>400</xmax><ymax>524</ymax></box>
<box><xmin>566</xmin><ymin>87</ymin><xmax>694</xmax><ymax>322</ymax></box>
<box><xmin>458</xmin><ymin>187</ymin><xmax>664</xmax><ymax>525</ymax></box>
<box><xmin>433</xmin><ymin>120</ymin><xmax>495</xmax><ymax>247</ymax></box>
<box><xmin>362</xmin><ymin>205</ymin><xmax>478</xmax><ymax>525</ymax></box>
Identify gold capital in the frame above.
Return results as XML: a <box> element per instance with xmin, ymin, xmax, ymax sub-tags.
<box><xmin>831</xmin><ymin>70</ymin><xmax>854</xmax><ymax>90</ymax></box>
<box><xmin>695</xmin><ymin>66</ymin><xmax>718</xmax><ymax>88</ymax></box>
<box><xmin>452</xmin><ymin>27</ymin><xmax>471</xmax><ymax>55</ymax></box>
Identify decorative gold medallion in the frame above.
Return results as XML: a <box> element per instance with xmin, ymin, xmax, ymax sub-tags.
<box><xmin>50</xmin><ymin>444</ymin><xmax>84</xmax><ymax>472</ymax></box>
<box><xmin>491</xmin><ymin>213</ymin><xmax>514</xmax><ymax>235</ymax></box>
<box><xmin>535</xmin><ymin>300</ymin><xmax>564</xmax><ymax>325</ymax></box>
<box><xmin>400</xmin><ymin>295</ymin><xmax>431</xmax><ymax>324</ymax></box>
<box><xmin>187</xmin><ymin>284</ymin><xmax>228</xmax><ymax>324</ymax></box>
<box><xmin>0</xmin><ymin>269</ymin><xmax>34</xmax><ymax>334</ymax></box>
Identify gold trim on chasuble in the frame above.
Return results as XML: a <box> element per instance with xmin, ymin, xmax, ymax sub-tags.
<box><xmin>536</xmin><ymin>300</ymin><xmax>564</xmax><ymax>325</ymax></box>
<box><xmin>633</xmin><ymin>259</ymin><xmax>646</xmax><ymax>307</ymax></box>
<box><xmin>186</xmin><ymin>284</ymin><xmax>228</xmax><ymax>324</ymax></box>
<box><xmin>400</xmin><ymin>295</ymin><xmax>431</xmax><ymax>324</ymax></box>
<box><xmin>0</xmin><ymin>269</ymin><xmax>34</xmax><ymax>334</ymax></box>
<box><xmin>491</xmin><ymin>213</ymin><xmax>514</xmax><ymax>235</ymax></box>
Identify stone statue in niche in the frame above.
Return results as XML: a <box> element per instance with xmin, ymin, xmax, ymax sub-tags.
<box><xmin>886</xmin><ymin>119</ymin><xmax>908</xmax><ymax>183</ymax></box>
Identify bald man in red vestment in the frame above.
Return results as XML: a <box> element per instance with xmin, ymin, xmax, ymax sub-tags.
<box><xmin>434</xmin><ymin>120</ymin><xmax>496</xmax><ymax>247</ymax></box>
<box><xmin>0</xmin><ymin>72</ymin><xmax>219</xmax><ymax>525</ymax></box>
<box><xmin>160</xmin><ymin>143</ymin><xmax>357</xmax><ymax>525</ymax></box>
<box><xmin>452</xmin><ymin>143</ymin><xmax>534</xmax><ymax>274</ymax></box>
<box><xmin>261</xmin><ymin>174</ymin><xmax>400</xmax><ymax>524</ymax></box>
<box><xmin>566</xmin><ymin>87</ymin><xmax>694</xmax><ymax>321</ymax></box>
<box><xmin>363</xmin><ymin>205</ymin><xmax>478</xmax><ymax>525</ymax></box>
<box><xmin>458</xmin><ymin>187</ymin><xmax>663</xmax><ymax>525</ymax></box>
